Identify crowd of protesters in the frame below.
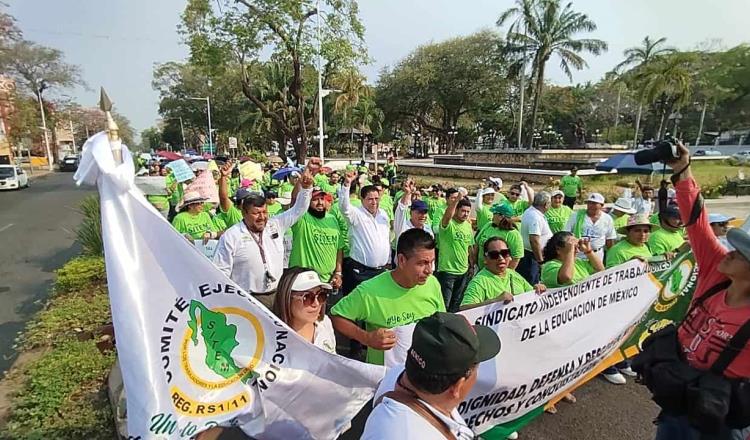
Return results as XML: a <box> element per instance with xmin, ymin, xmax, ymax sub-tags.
<box><xmin>144</xmin><ymin>146</ymin><xmax>749</xmax><ymax>440</ymax></box>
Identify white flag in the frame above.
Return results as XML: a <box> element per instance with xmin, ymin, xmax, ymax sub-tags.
<box><xmin>75</xmin><ymin>132</ymin><xmax>384</xmax><ymax>440</ymax></box>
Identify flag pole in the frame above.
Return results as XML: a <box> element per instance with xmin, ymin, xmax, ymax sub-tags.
<box><xmin>99</xmin><ymin>87</ymin><xmax>123</xmax><ymax>165</ymax></box>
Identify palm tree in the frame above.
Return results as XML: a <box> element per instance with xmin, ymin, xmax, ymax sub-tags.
<box><xmin>615</xmin><ymin>36</ymin><xmax>675</xmax><ymax>146</ymax></box>
<box><xmin>352</xmin><ymin>98</ymin><xmax>384</xmax><ymax>161</ymax></box>
<box><xmin>332</xmin><ymin>68</ymin><xmax>371</xmax><ymax>153</ymax></box>
<box><xmin>498</xmin><ymin>0</ymin><xmax>607</xmax><ymax>147</ymax></box>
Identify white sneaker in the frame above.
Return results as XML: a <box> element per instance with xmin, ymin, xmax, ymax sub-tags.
<box><xmin>506</xmin><ymin>432</ymin><xmax>519</xmax><ymax>440</ymax></box>
<box><xmin>619</xmin><ymin>366</ymin><xmax>637</xmax><ymax>377</ymax></box>
<box><xmin>603</xmin><ymin>371</ymin><xmax>627</xmax><ymax>385</ymax></box>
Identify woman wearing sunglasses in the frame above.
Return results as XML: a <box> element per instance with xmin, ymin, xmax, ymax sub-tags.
<box><xmin>461</xmin><ymin>237</ymin><xmax>545</xmax><ymax>308</ymax></box>
<box><xmin>273</xmin><ymin>267</ymin><xmax>337</xmax><ymax>353</ymax></box>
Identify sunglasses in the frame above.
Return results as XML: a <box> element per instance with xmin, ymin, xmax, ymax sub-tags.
<box><xmin>293</xmin><ymin>289</ymin><xmax>330</xmax><ymax>307</ymax></box>
<box><xmin>486</xmin><ymin>249</ymin><xmax>512</xmax><ymax>260</ymax></box>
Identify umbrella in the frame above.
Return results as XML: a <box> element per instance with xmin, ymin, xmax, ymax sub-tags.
<box><xmin>156</xmin><ymin>150</ymin><xmax>182</xmax><ymax>161</ymax></box>
<box><xmin>272</xmin><ymin>166</ymin><xmax>303</xmax><ymax>180</ymax></box>
<box><xmin>595</xmin><ymin>153</ymin><xmax>672</xmax><ymax>175</ymax></box>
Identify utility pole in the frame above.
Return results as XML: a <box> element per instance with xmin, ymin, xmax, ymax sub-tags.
<box><xmin>316</xmin><ymin>0</ymin><xmax>324</xmax><ymax>161</ymax></box>
<box><xmin>69</xmin><ymin>117</ymin><xmax>77</xmax><ymax>154</ymax></box>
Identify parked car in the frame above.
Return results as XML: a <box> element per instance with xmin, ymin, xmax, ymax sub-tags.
<box><xmin>60</xmin><ymin>154</ymin><xmax>80</xmax><ymax>172</ymax></box>
<box><xmin>731</xmin><ymin>150</ymin><xmax>750</xmax><ymax>163</ymax></box>
<box><xmin>695</xmin><ymin>149</ymin><xmax>722</xmax><ymax>157</ymax></box>
<box><xmin>0</xmin><ymin>164</ymin><xmax>29</xmax><ymax>190</ymax></box>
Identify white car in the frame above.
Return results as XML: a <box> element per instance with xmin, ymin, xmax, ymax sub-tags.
<box><xmin>0</xmin><ymin>164</ymin><xmax>29</xmax><ymax>190</ymax></box>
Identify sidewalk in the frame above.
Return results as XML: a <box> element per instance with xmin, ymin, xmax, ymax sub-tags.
<box><xmin>20</xmin><ymin>164</ymin><xmax>55</xmax><ymax>181</ymax></box>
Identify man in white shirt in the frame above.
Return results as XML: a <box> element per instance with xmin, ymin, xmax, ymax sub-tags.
<box><xmin>363</xmin><ymin>312</ymin><xmax>500</xmax><ymax>440</ymax></box>
<box><xmin>632</xmin><ymin>180</ymin><xmax>654</xmax><ymax>216</ymax></box>
<box><xmin>213</xmin><ymin>169</ymin><xmax>313</xmax><ymax>309</ymax></box>
<box><xmin>518</xmin><ymin>192</ymin><xmax>552</xmax><ymax>284</ymax></box>
<box><xmin>339</xmin><ymin>170</ymin><xmax>392</xmax><ymax>295</ymax></box>
<box><xmin>564</xmin><ymin>192</ymin><xmax>617</xmax><ymax>261</ymax></box>
<box><xmin>394</xmin><ymin>178</ymin><xmax>433</xmax><ymax>246</ymax></box>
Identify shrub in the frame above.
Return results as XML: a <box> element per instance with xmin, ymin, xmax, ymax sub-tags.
<box><xmin>246</xmin><ymin>150</ymin><xmax>269</xmax><ymax>164</ymax></box>
<box><xmin>701</xmin><ymin>182</ymin><xmax>725</xmax><ymax>199</ymax></box>
<box><xmin>21</xmin><ymin>289</ymin><xmax>112</xmax><ymax>350</ymax></box>
<box><xmin>76</xmin><ymin>195</ymin><xmax>103</xmax><ymax>256</ymax></box>
<box><xmin>54</xmin><ymin>256</ymin><xmax>106</xmax><ymax>294</ymax></box>
<box><xmin>1</xmin><ymin>340</ymin><xmax>116</xmax><ymax>440</ymax></box>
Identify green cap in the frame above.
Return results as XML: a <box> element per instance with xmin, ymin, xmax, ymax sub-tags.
<box><xmin>490</xmin><ymin>202</ymin><xmax>514</xmax><ymax>217</ymax></box>
<box><xmin>406</xmin><ymin>312</ymin><xmax>501</xmax><ymax>376</ymax></box>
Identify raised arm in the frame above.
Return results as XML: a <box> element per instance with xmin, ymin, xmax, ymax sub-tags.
<box><xmin>394</xmin><ymin>179</ymin><xmax>414</xmax><ymax>237</ymax></box>
<box><xmin>218</xmin><ymin>161</ymin><xmax>234</xmax><ymax>213</ymax></box>
<box><xmin>338</xmin><ymin>170</ymin><xmax>359</xmax><ymax>225</ymax></box>
<box><xmin>273</xmin><ymin>169</ymin><xmax>313</xmax><ymax>231</ymax></box>
<box><xmin>579</xmin><ymin>237</ymin><xmax>605</xmax><ymax>273</ymax></box>
<box><xmin>441</xmin><ymin>192</ymin><xmax>460</xmax><ymax>229</ymax></box>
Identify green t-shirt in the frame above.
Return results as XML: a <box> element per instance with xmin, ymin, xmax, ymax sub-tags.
<box><xmin>147</xmin><ymin>194</ymin><xmax>170</xmax><ymax>211</ymax></box>
<box><xmin>379</xmin><ymin>193</ymin><xmax>394</xmax><ymax>222</ymax></box>
<box><xmin>165</xmin><ymin>173</ymin><xmax>184</xmax><ymax>206</ymax></box>
<box><xmin>647</xmin><ymin>229</ymin><xmax>685</xmax><ymax>256</ymax></box>
<box><xmin>437</xmin><ymin>219</ymin><xmax>475</xmax><ymax>274</ymax></box>
<box><xmin>606</xmin><ymin>239</ymin><xmax>652</xmax><ymax>268</ymax></box>
<box><xmin>331</xmin><ymin>196</ymin><xmax>361</xmax><ymax>257</ymax></box>
<box><xmin>289</xmin><ymin>212</ymin><xmax>344</xmax><ymax>281</ymax></box>
<box><xmin>541</xmin><ymin>259</ymin><xmax>596</xmax><ymax>288</ymax></box>
<box><xmin>545</xmin><ymin>205</ymin><xmax>574</xmax><ymax>234</ymax></box>
<box><xmin>217</xmin><ymin>205</ymin><xmax>243</xmax><ymax>229</ymax></box>
<box><xmin>314</xmin><ymin>173</ymin><xmax>329</xmax><ymax>189</ymax></box>
<box><xmin>279</xmin><ymin>181</ymin><xmax>294</xmax><ymax>196</ymax></box>
<box><xmin>461</xmin><ymin>268</ymin><xmax>532</xmax><ymax>306</ymax></box>
<box><xmin>476</xmin><ymin>205</ymin><xmax>493</xmax><ymax>233</ymax></box>
<box><xmin>330</xmin><ymin>272</ymin><xmax>445</xmax><ymax>364</ymax></box>
<box><xmin>475</xmin><ymin>224</ymin><xmax>524</xmax><ymax>268</ymax></box>
<box><xmin>508</xmin><ymin>199</ymin><xmax>529</xmax><ymax>217</ymax></box>
<box><xmin>612</xmin><ymin>213</ymin><xmax>630</xmax><ymax>230</ymax></box>
<box><xmin>560</xmin><ymin>175</ymin><xmax>582</xmax><ymax>198</ymax></box>
<box><xmin>171</xmin><ymin>211</ymin><xmax>217</xmax><ymax>239</ymax></box>
<box><xmin>267</xmin><ymin>201</ymin><xmax>283</xmax><ymax>216</ymax></box>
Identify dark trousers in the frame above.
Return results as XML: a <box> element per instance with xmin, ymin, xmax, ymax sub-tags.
<box><xmin>435</xmin><ymin>271</ymin><xmax>469</xmax><ymax>312</ymax></box>
<box><xmin>655</xmin><ymin>412</ymin><xmax>750</xmax><ymax>440</ymax></box>
<box><xmin>517</xmin><ymin>250</ymin><xmax>540</xmax><ymax>285</ymax></box>
<box><xmin>341</xmin><ymin>258</ymin><xmax>387</xmax><ymax>358</ymax></box>
<box><xmin>563</xmin><ymin>195</ymin><xmax>576</xmax><ymax>209</ymax></box>
<box><xmin>167</xmin><ymin>203</ymin><xmax>178</xmax><ymax>222</ymax></box>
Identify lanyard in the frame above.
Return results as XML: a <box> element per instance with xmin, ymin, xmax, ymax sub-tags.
<box><xmin>244</xmin><ymin>220</ymin><xmax>274</xmax><ymax>290</ymax></box>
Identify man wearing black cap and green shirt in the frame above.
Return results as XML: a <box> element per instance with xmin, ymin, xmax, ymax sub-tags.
<box><xmin>647</xmin><ymin>204</ymin><xmax>685</xmax><ymax>259</ymax></box>
<box><xmin>363</xmin><ymin>312</ymin><xmax>501</xmax><ymax>439</ymax></box>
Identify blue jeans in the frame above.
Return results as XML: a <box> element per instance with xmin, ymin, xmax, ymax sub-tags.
<box><xmin>435</xmin><ymin>271</ymin><xmax>469</xmax><ymax>312</ymax></box>
<box><xmin>603</xmin><ymin>360</ymin><xmax>630</xmax><ymax>376</ymax></box>
<box><xmin>517</xmin><ymin>250</ymin><xmax>540</xmax><ymax>285</ymax></box>
<box><xmin>655</xmin><ymin>413</ymin><xmax>750</xmax><ymax>440</ymax></box>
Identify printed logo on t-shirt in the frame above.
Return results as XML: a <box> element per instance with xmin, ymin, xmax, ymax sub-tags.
<box><xmin>385</xmin><ymin>311</ymin><xmax>416</xmax><ymax>327</ymax></box>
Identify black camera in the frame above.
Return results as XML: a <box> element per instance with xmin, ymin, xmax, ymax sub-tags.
<box><xmin>634</xmin><ymin>140</ymin><xmax>679</xmax><ymax>165</ymax></box>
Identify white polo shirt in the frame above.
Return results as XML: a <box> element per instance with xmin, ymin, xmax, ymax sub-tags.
<box><xmin>339</xmin><ymin>185</ymin><xmax>391</xmax><ymax>268</ymax></box>
<box><xmin>520</xmin><ymin>206</ymin><xmax>553</xmax><ymax>252</ymax></box>
<box><xmin>213</xmin><ymin>188</ymin><xmax>311</xmax><ymax>293</ymax></box>
<box><xmin>393</xmin><ymin>201</ymin><xmax>434</xmax><ymax>248</ymax></box>
<box><xmin>632</xmin><ymin>197</ymin><xmax>653</xmax><ymax>216</ymax></box>
<box><xmin>563</xmin><ymin>210</ymin><xmax>617</xmax><ymax>257</ymax></box>
<box><xmin>363</xmin><ymin>366</ymin><xmax>475</xmax><ymax>440</ymax></box>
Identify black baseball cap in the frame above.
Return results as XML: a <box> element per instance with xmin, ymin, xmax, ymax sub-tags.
<box><xmin>411</xmin><ymin>200</ymin><xmax>429</xmax><ymax>213</ymax></box>
<box><xmin>406</xmin><ymin>312</ymin><xmax>501</xmax><ymax>376</ymax></box>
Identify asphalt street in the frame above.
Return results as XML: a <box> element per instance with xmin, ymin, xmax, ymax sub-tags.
<box><xmin>0</xmin><ymin>171</ymin><xmax>95</xmax><ymax>376</ymax></box>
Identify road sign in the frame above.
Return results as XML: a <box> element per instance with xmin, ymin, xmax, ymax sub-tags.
<box><xmin>228</xmin><ymin>137</ymin><xmax>238</xmax><ymax>149</ymax></box>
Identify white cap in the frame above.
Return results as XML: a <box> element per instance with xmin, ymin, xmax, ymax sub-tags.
<box><xmin>482</xmin><ymin>188</ymin><xmax>496</xmax><ymax>196</ymax></box>
<box><xmin>291</xmin><ymin>270</ymin><xmax>332</xmax><ymax>291</ymax></box>
<box><xmin>488</xmin><ymin>177</ymin><xmax>503</xmax><ymax>188</ymax></box>
<box><xmin>551</xmin><ymin>190</ymin><xmax>564</xmax><ymax>198</ymax></box>
<box><xmin>709</xmin><ymin>213</ymin><xmax>735</xmax><ymax>224</ymax></box>
<box><xmin>586</xmin><ymin>193</ymin><xmax>605</xmax><ymax>204</ymax></box>
<box><xmin>458</xmin><ymin>187</ymin><xmax>468</xmax><ymax>197</ymax></box>
<box><xmin>612</xmin><ymin>197</ymin><xmax>636</xmax><ymax>214</ymax></box>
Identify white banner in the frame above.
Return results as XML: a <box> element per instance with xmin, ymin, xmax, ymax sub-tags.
<box><xmin>385</xmin><ymin>261</ymin><xmax>659</xmax><ymax>434</ymax></box>
<box><xmin>75</xmin><ymin>133</ymin><xmax>384</xmax><ymax>440</ymax></box>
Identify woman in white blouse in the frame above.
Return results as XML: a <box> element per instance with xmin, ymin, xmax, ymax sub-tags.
<box><xmin>272</xmin><ymin>267</ymin><xmax>337</xmax><ymax>353</ymax></box>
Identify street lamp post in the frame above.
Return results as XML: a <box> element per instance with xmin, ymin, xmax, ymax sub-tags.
<box><xmin>36</xmin><ymin>83</ymin><xmax>53</xmax><ymax>171</ymax></box>
<box><xmin>168</xmin><ymin>117</ymin><xmax>187</xmax><ymax>150</ymax></box>
<box><xmin>189</xmin><ymin>96</ymin><xmax>213</xmax><ymax>154</ymax></box>
<box><xmin>447</xmin><ymin>126</ymin><xmax>458</xmax><ymax>153</ymax></box>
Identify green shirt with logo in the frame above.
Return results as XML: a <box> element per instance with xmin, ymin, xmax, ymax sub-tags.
<box><xmin>330</xmin><ymin>272</ymin><xmax>445</xmax><ymax>365</ymax></box>
<box><xmin>612</xmin><ymin>213</ymin><xmax>630</xmax><ymax>230</ymax></box>
<box><xmin>508</xmin><ymin>199</ymin><xmax>530</xmax><ymax>217</ymax></box>
<box><xmin>475</xmin><ymin>224</ymin><xmax>524</xmax><ymax>268</ymax></box>
<box><xmin>560</xmin><ymin>175</ymin><xmax>583</xmax><ymax>198</ymax></box>
<box><xmin>289</xmin><ymin>212</ymin><xmax>344</xmax><ymax>281</ymax></box>
<box><xmin>331</xmin><ymin>196</ymin><xmax>361</xmax><ymax>257</ymax></box>
<box><xmin>437</xmin><ymin>219</ymin><xmax>475</xmax><ymax>274</ymax></box>
<box><xmin>461</xmin><ymin>268</ymin><xmax>532</xmax><ymax>306</ymax></box>
<box><xmin>267</xmin><ymin>201</ymin><xmax>283</xmax><ymax>216</ymax></box>
<box><xmin>541</xmin><ymin>259</ymin><xmax>596</xmax><ymax>288</ymax></box>
<box><xmin>476</xmin><ymin>205</ymin><xmax>493</xmax><ymax>232</ymax></box>
<box><xmin>606</xmin><ymin>240</ymin><xmax>652</xmax><ymax>268</ymax></box>
<box><xmin>647</xmin><ymin>229</ymin><xmax>685</xmax><ymax>256</ymax></box>
<box><xmin>545</xmin><ymin>205</ymin><xmax>574</xmax><ymax>233</ymax></box>
<box><xmin>171</xmin><ymin>211</ymin><xmax>217</xmax><ymax>239</ymax></box>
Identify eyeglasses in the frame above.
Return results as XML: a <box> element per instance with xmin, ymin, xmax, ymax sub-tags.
<box><xmin>509</xmin><ymin>192</ymin><xmax>521</xmax><ymax>197</ymax></box>
<box><xmin>486</xmin><ymin>249</ymin><xmax>511</xmax><ymax>260</ymax></box>
<box><xmin>293</xmin><ymin>289</ymin><xmax>330</xmax><ymax>307</ymax></box>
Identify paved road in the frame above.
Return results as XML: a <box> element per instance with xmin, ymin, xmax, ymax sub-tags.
<box><xmin>0</xmin><ymin>171</ymin><xmax>94</xmax><ymax>376</ymax></box>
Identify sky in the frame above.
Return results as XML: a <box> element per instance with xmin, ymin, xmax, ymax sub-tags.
<box><xmin>7</xmin><ymin>0</ymin><xmax>750</xmax><ymax>138</ymax></box>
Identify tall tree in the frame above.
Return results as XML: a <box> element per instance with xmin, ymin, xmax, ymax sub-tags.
<box><xmin>615</xmin><ymin>36</ymin><xmax>675</xmax><ymax>145</ymax></box>
<box><xmin>180</xmin><ymin>0</ymin><xmax>367</xmax><ymax>162</ymax></box>
<box><xmin>498</xmin><ymin>0</ymin><xmax>606</xmax><ymax>147</ymax></box>
<box><xmin>332</xmin><ymin>68</ymin><xmax>370</xmax><ymax>152</ymax></box>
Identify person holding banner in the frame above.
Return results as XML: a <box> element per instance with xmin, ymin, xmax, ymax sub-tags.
<box><xmin>171</xmin><ymin>191</ymin><xmax>219</xmax><ymax>242</ymax></box>
<box><xmin>272</xmin><ymin>267</ymin><xmax>337</xmax><ymax>353</ymax></box>
<box><xmin>633</xmin><ymin>142</ymin><xmax>750</xmax><ymax>439</ymax></box>
<box><xmin>605</xmin><ymin>214</ymin><xmax>654</xmax><ymax>268</ymax></box>
<box><xmin>363</xmin><ymin>312</ymin><xmax>501</xmax><ymax>440</ymax></box>
<box><xmin>475</xmin><ymin>203</ymin><xmax>524</xmax><ymax>270</ymax></box>
<box><xmin>331</xmin><ymin>229</ymin><xmax>445</xmax><ymax>365</ymax></box>
<box><xmin>462</xmin><ymin>236</ymin><xmax>544</xmax><ymax>307</ymax></box>
<box><xmin>212</xmin><ymin>167</ymin><xmax>314</xmax><ymax>309</ymax></box>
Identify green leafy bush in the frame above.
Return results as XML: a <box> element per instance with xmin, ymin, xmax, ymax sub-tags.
<box><xmin>21</xmin><ymin>290</ymin><xmax>111</xmax><ymax>350</ymax></box>
<box><xmin>1</xmin><ymin>340</ymin><xmax>116</xmax><ymax>440</ymax></box>
<box><xmin>246</xmin><ymin>150</ymin><xmax>269</xmax><ymax>164</ymax></box>
<box><xmin>702</xmin><ymin>182</ymin><xmax>726</xmax><ymax>199</ymax></box>
<box><xmin>76</xmin><ymin>195</ymin><xmax>104</xmax><ymax>256</ymax></box>
<box><xmin>54</xmin><ymin>256</ymin><xmax>106</xmax><ymax>294</ymax></box>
